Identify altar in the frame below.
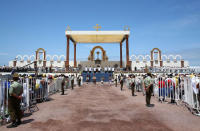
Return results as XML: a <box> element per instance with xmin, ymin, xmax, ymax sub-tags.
<box><xmin>65</xmin><ymin>25</ymin><xmax>131</xmax><ymax>70</ymax></box>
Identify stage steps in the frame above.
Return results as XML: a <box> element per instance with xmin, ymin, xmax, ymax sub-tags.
<box><xmin>81</xmin><ymin>72</ymin><xmax>113</xmax><ymax>82</ymax></box>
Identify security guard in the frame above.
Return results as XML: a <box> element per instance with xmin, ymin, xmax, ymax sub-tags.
<box><xmin>120</xmin><ymin>75</ymin><xmax>124</xmax><ymax>91</ymax></box>
<box><xmin>114</xmin><ymin>75</ymin><xmax>118</xmax><ymax>87</ymax></box>
<box><xmin>71</xmin><ymin>75</ymin><xmax>74</xmax><ymax>90</ymax></box>
<box><xmin>61</xmin><ymin>75</ymin><xmax>65</xmax><ymax>95</ymax></box>
<box><xmin>7</xmin><ymin>73</ymin><xmax>23</xmax><ymax>128</ymax></box>
<box><xmin>143</xmin><ymin>73</ymin><xmax>154</xmax><ymax>107</ymax></box>
<box><xmin>78</xmin><ymin>75</ymin><xmax>81</xmax><ymax>87</ymax></box>
<box><xmin>131</xmin><ymin>75</ymin><xmax>136</xmax><ymax>96</ymax></box>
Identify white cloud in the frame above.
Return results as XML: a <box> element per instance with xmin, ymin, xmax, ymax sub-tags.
<box><xmin>172</xmin><ymin>14</ymin><xmax>200</xmax><ymax>28</ymax></box>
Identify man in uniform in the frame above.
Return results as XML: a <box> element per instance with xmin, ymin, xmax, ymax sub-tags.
<box><xmin>143</xmin><ymin>73</ymin><xmax>154</xmax><ymax>107</ymax></box>
<box><xmin>114</xmin><ymin>75</ymin><xmax>118</xmax><ymax>87</ymax></box>
<box><xmin>7</xmin><ymin>73</ymin><xmax>23</xmax><ymax>128</ymax></box>
<box><xmin>131</xmin><ymin>75</ymin><xmax>136</xmax><ymax>96</ymax></box>
<box><xmin>78</xmin><ymin>75</ymin><xmax>81</xmax><ymax>87</ymax></box>
<box><xmin>93</xmin><ymin>74</ymin><xmax>96</xmax><ymax>85</ymax></box>
<box><xmin>61</xmin><ymin>75</ymin><xmax>65</xmax><ymax>95</ymax></box>
<box><xmin>71</xmin><ymin>75</ymin><xmax>74</xmax><ymax>90</ymax></box>
<box><xmin>120</xmin><ymin>75</ymin><xmax>124</xmax><ymax>91</ymax></box>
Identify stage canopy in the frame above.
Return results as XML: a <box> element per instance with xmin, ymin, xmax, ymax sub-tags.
<box><xmin>65</xmin><ymin>31</ymin><xmax>130</xmax><ymax>43</ymax></box>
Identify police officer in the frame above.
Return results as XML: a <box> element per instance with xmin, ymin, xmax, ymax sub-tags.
<box><xmin>7</xmin><ymin>73</ymin><xmax>23</xmax><ymax>128</ymax></box>
<box><xmin>131</xmin><ymin>75</ymin><xmax>136</xmax><ymax>96</ymax></box>
<box><xmin>93</xmin><ymin>74</ymin><xmax>96</xmax><ymax>85</ymax></box>
<box><xmin>71</xmin><ymin>75</ymin><xmax>74</xmax><ymax>90</ymax></box>
<box><xmin>143</xmin><ymin>73</ymin><xmax>154</xmax><ymax>107</ymax></box>
<box><xmin>61</xmin><ymin>75</ymin><xmax>65</xmax><ymax>95</ymax></box>
<box><xmin>78</xmin><ymin>75</ymin><xmax>81</xmax><ymax>87</ymax></box>
<box><xmin>114</xmin><ymin>75</ymin><xmax>118</xmax><ymax>87</ymax></box>
<box><xmin>120</xmin><ymin>75</ymin><xmax>124</xmax><ymax>91</ymax></box>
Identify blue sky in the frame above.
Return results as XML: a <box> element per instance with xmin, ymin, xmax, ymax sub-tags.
<box><xmin>0</xmin><ymin>0</ymin><xmax>200</xmax><ymax>66</ymax></box>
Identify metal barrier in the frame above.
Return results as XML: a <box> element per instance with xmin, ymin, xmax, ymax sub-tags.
<box><xmin>154</xmin><ymin>76</ymin><xmax>200</xmax><ymax>116</ymax></box>
<box><xmin>125</xmin><ymin>75</ymin><xmax>200</xmax><ymax>116</ymax></box>
<box><xmin>48</xmin><ymin>77</ymin><xmax>62</xmax><ymax>95</ymax></box>
<box><xmin>0</xmin><ymin>79</ymin><xmax>9</xmax><ymax>123</ymax></box>
<box><xmin>0</xmin><ymin>77</ymin><xmax>63</xmax><ymax>125</ymax></box>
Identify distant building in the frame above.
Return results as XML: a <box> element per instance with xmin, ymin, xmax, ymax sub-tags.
<box><xmin>9</xmin><ymin>48</ymin><xmax>189</xmax><ymax>71</ymax></box>
<box><xmin>131</xmin><ymin>48</ymin><xmax>189</xmax><ymax>70</ymax></box>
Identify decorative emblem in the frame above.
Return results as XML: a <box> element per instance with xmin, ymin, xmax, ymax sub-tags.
<box><xmin>66</xmin><ymin>25</ymin><xmax>71</xmax><ymax>31</ymax></box>
<box><xmin>124</xmin><ymin>25</ymin><xmax>130</xmax><ymax>31</ymax></box>
<box><xmin>93</xmin><ymin>24</ymin><xmax>101</xmax><ymax>31</ymax></box>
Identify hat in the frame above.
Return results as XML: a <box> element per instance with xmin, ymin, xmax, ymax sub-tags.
<box><xmin>13</xmin><ymin>73</ymin><xmax>19</xmax><ymax>78</ymax></box>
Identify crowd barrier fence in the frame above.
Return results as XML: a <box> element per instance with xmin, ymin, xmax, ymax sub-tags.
<box><xmin>0</xmin><ymin>77</ymin><xmax>63</xmax><ymax>125</ymax></box>
<box><xmin>154</xmin><ymin>76</ymin><xmax>200</xmax><ymax>116</ymax></box>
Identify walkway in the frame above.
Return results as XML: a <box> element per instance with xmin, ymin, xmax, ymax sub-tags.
<box><xmin>1</xmin><ymin>83</ymin><xmax>200</xmax><ymax>131</ymax></box>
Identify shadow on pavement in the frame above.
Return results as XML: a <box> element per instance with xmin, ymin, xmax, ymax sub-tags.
<box><xmin>23</xmin><ymin>113</ymin><xmax>32</xmax><ymax>118</ymax></box>
<box><xmin>22</xmin><ymin>119</ymin><xmax>34</xmax><ymax>124</ymax></box>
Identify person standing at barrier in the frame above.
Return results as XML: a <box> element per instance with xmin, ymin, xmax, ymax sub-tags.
<box><xmin>151</xmin><ymin>75</ymin><xmax>156</xmax><ymax>96</ymax></box>
<box><xmin>115</xmin><ymin>75</ymin><xmax>118</xmax><ymax>87</ymax></box>
<box><xmin>7</xmin><ymin>73</ymin><xmax>23</xmax><ymax>128</ymax></box>
<box><xmin>61</xmin><ymin>76</ymin><xmax>65</xmax><ymax>95</ymax></box>
<box><xmin>135</xmin><ymin>76</ymin><xmax>140</xmax><ymax>92</ymax></box>
<box><xmin>120</xmin><ymin>75</ymin><xmax>124</xmax><ymax>91</ymax></box>
<box><xmin>168</xmin><ymin>74</ymin><xmax>176</xmax><ymax>103</ymax></box>
<box><xmin>78</xmin><ymin>75</ymin><xmax>81</xmax><ymax>87</ymax></box>
<box><xmin>71</xmin><ymin>75</ymin><xmax>74</xmax><ymax>90</ymax></box>
<box><xmin>197</xmin><ymin>82</ymin><xmax>200</xmax><ymax>106</ymax></box>
<box><xmin>141</xmin><ymin>75</ymin><xmax>146</xmax><ymax>96</ymax></box>
<box><xmin>144</xmin><ymin>73</ymin><xmax>154</xmax><ymax>107</ymax></box>
<box><xmin>126</xmin><ymin>75</ymin><xmax>131</xmax><ymax>89</ymax></box>
<box><xmin>158</xmin><ymin>77</ymin><xmax>165</xmax><ymax>102</ymax></box>
<box><xmin>131</xmin><ymin>75</ymin><xmax>136</xmax><ymax>96</ymax></box>
<box><xmin>191</xmin><ymin>75</ymin><xmax>200</xmax><ymax>108</ymax></box>
<box><xmin>93</xmin><ymin>74</ymin><xmax>96</xmax><ymax>85</ymax></box>
<box><xmin>65</xmin><ymin>76</ymin><xmax>69</xmax><ymax>89</ymax></box>
<box><xmin>118</xmin><ymin>75</ymin><xmax>121</xmax><ymax>83</ymax></box>
<box><xmin>86</xmin><ymin>75</ymin><xmax>89</xmax><ymax>84</ymax></box>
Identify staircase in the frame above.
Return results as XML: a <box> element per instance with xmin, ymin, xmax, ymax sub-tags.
<box><xmin>82</xmin><ymin>72</ymin><xmax>113</xmax><ymax>82</ymax></box>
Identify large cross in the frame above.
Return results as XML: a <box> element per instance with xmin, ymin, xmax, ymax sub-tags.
<box><xmin>66</xmin><ymin>25</ymin><xmax>71</xmax><ymax>31</ymax></box>
<box><xmin>93</xmin><ymin>24</ymin><xmax>101</xmax><ymax>31</ymax></box>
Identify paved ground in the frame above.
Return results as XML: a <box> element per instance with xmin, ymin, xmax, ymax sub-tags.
<box><xmin>1</xmin><ymin>83</ymin><xmax>200</xmax><ymax>131</ymax></box>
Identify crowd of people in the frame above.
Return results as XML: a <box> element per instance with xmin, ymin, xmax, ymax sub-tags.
<box><xmin>0</xmin><ymin>72</ymin><xmax>84</xmax><ymax>128</ymax></box>
<box><xmin>0</xmin><ymin>66</ymin><xmax>34</xmax><ymax>73</ymax></box>
<box><xmin>1</xmin><ymin>71</ymin><xmax>200</xmax><ymax>128</ymax></box>
<box><xmin>114</xmin><ymin>73</ymin><xmax>200</xmax><ymax>109</ymax></box>
<box><xmin>83</xmin><ymin>66</ymin><xmax>115</xmax><ymax>73</ymax></box>
<box><xmin>114</xmin><ymin>73</ymin><xmax>155</xmax><ymax>107</ymax></box>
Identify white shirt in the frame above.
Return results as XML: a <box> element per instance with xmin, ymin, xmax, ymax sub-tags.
<box><xmin>104</xmin><ymin>67</ymin><xmax>107</xmax><ymax>71</ymax></box>
<box><xmin>191</xmin><ymin>76</ymin><xmax>199</xmax><ymax>94</ymax></box>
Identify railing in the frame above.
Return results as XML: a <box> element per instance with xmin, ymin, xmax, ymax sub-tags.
<box><xmin>0</xmin><ymin>77</ymin><xmax>63</xmax><ymax>125</ymax></box>
<box><xmin>154</xmin><ymin>76</ymin><xmax>200</xmax><ymax>116</ymax></box>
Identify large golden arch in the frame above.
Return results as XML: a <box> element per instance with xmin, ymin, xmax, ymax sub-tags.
<box><xmin>88</xmin><ymin>46</ymin><xmax>108</xmax><ymax>61</ymax></box>
<box><xmin>151</xmin><ymin>48</ymin><xmax>161</xmax><ymax>60</ymax></box>
<box><xmin>36</xmin><ymin>48</ymin><xmax>46</xmax><ymax>60</ymax></box>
